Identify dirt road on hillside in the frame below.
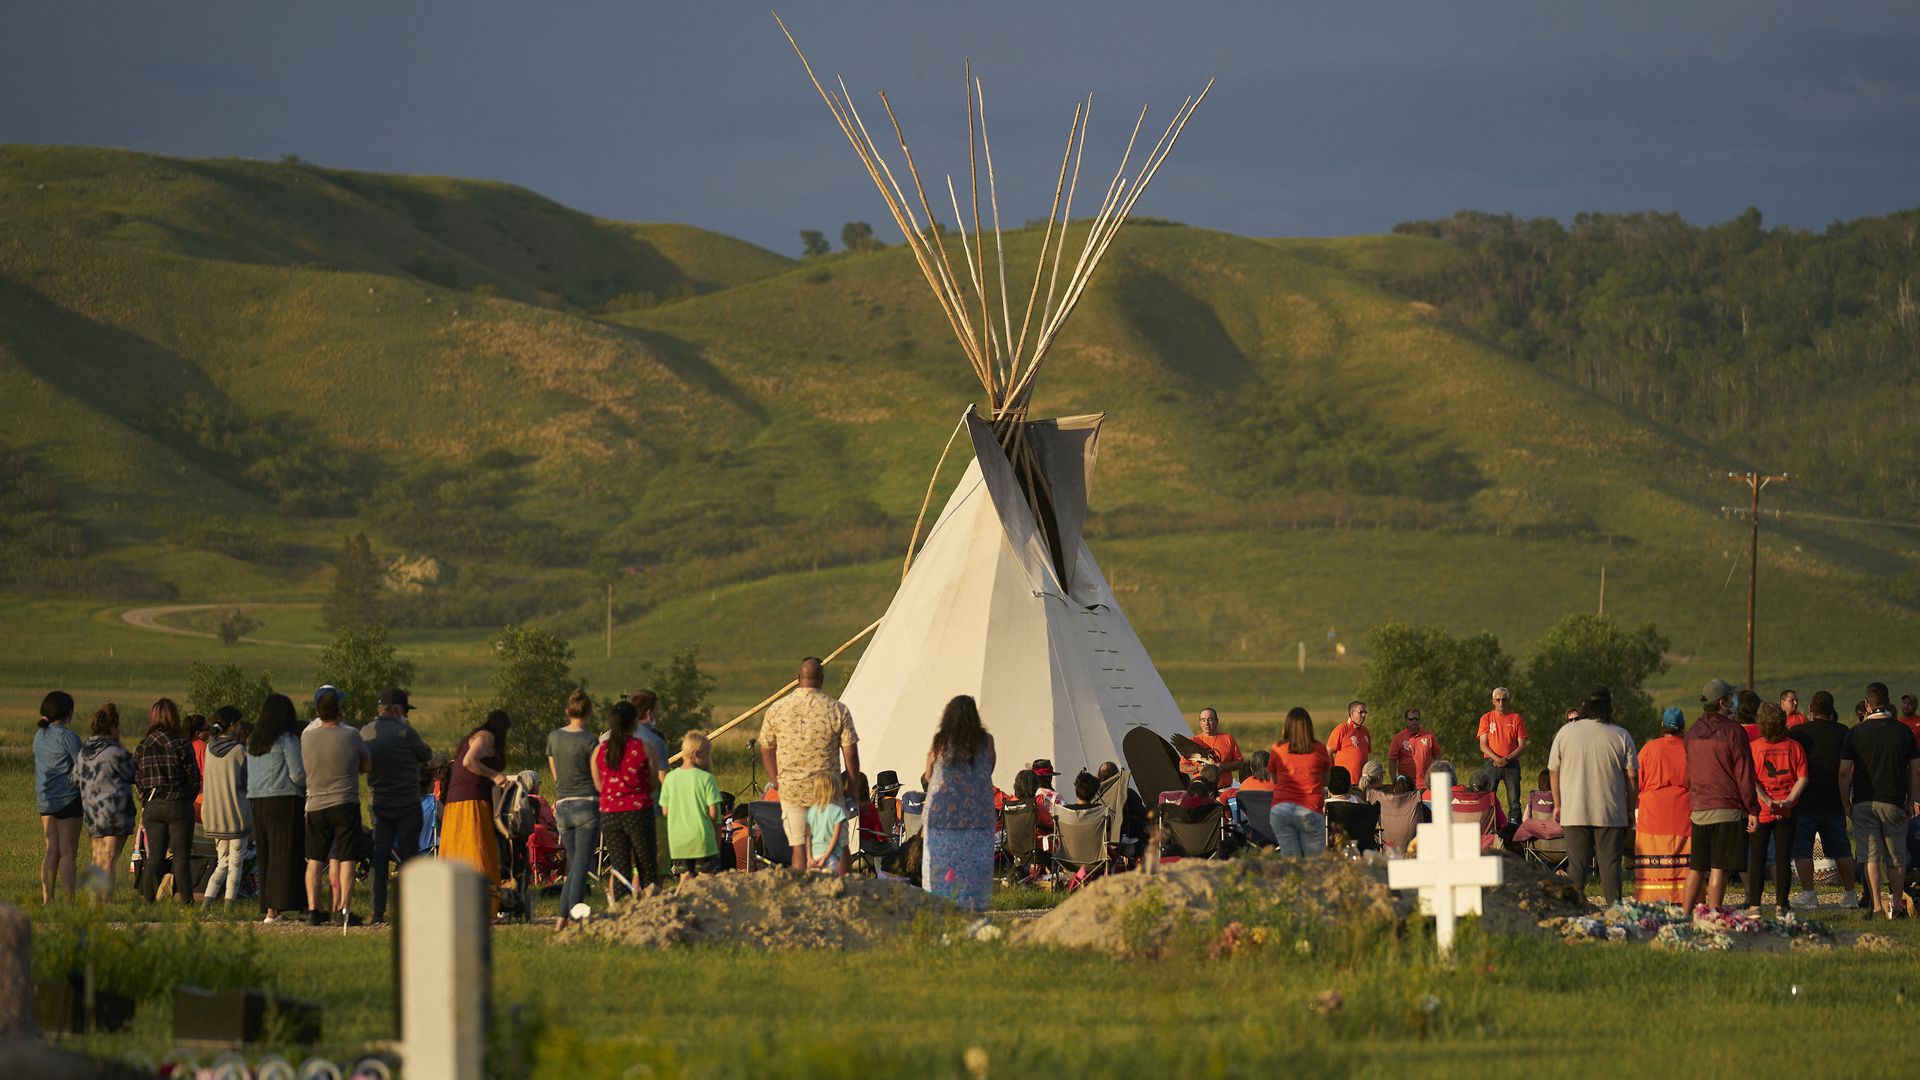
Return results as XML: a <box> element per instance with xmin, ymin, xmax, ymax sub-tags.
<box><xmin>119</xmin><ymin>602</ymin><xmax>324</xmax><ymax>650</ymax></box>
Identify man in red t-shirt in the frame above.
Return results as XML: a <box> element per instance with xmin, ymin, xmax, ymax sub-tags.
<box><xmin>1387</xmin><ymin>709</ymin><xmax>1442</xmax><ymax>792</ymax></box>
<box><xmin>1899</xmin><ymin>695</ymin><xmax>1920</xmax><ymax>744</ymax></box>
<box><xmin>1780</xmin><ymin>689</ymin><xmax>1808</xmax><ymax>729</ymax></box>
<box><xmin>1182</xmin><ymin>708</ymin><xmax>1244</xmax><ymax>788</ymax></box>
<box><xmin>1476</xmin><ymin>688</ymin><xmax>1529</xmax><ymax>824</ymax></box>
<box><xmin>1327</xmin><ymin>701</ymin><xmax>1372</xmax><ymax>786</ymax></box>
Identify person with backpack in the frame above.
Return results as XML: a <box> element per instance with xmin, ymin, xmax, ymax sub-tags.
<box><xmin>361</xmin><ymin>689</ymin><xmax>433</xmax><ymax>925</ymax></box>
<box><xmin>200</xmin><ymin>710</ymin><xmax>253</xmax><ymax>909</ymax></box>
<box><xmin>76</xmin><ymin>702</ymin><xmax>137</xmax><ymax>896</ymax></box>
<box><xmin>34</xmin><ymin>691</ymin><xmax>85</xmax><ymax>903</ymax></box>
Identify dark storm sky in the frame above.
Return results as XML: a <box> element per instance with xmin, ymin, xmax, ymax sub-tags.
<box><xmin>5</xmin><ymin>1</ymin><xmax>1917</xmax><ymax>256</ymax></box>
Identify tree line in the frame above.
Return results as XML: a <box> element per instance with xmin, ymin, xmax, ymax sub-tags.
<box><xmin>1384</xmin><ymin>208</ymin><xmax>1920</xmax><ymax>518</ymax></box>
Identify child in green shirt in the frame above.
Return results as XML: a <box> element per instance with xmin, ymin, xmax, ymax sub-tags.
<box><xmin>658</xmin><ymin>730</ymin><xmax>724</xmax><ymax>883</ymax></box>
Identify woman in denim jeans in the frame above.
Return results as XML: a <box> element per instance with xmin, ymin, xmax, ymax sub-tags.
<box><xmin>1267</xmin><ymin>708</ymin><xmax>1331</xmax><ymax>856</ymax></box>
<box><xmin>547</xmin><ymin>689</ymin><xmax>602</xmax><ymax>928</ymax></box>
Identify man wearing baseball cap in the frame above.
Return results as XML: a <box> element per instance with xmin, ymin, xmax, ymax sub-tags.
<box><xmin>306</xmin><ymin>685</ymin><xmax>343</xmax><ymax>733</ymax></box>
<box><xmin>361</xmin><ymin>689</ymin><xmax>433</xmax><ymax>924</ymax></box>
<box><xmin>1682</xmin><ymin>678</ymin><xmax>1757</xmax><ymax>911</ymax></box>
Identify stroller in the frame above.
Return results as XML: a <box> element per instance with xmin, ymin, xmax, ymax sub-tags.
<box><xmin>492</xmin><ymin>770</ymin><xmax>545</xmax><ymax>921</ymax></box>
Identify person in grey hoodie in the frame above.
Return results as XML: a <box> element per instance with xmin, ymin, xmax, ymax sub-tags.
<box><xmin>75</xmin><ymin>702</ymin><xmax>138</xmax><ymax>896</ymax></box>
<box><xmin>201</xmin><ymin>708</ymin><xmax>254</xmax><ymax>909</ymax></box>
<box><xmin>247</xmin><ymin>693</ymin><xmax>308</xmax><ymax>922</ymax></box>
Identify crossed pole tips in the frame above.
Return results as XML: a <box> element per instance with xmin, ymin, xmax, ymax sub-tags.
<box><xmin>1386</xmin><ymin>766</ymin><xmax>1505</xmax><ymax>955</ymax></box>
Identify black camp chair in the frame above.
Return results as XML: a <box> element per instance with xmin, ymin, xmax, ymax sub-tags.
<box><xmin>1235</xmin><ymin>789</ymin><xmax>1276</xmax><ymax>848</ymax></box>
<box><xmin>748</xmin><ymin>800</ymin><xmax>793</xmax><ymax>869</ymax></box>
<box><xmin>1162</xmin><ymin>802</ymin><xmax>1225</xmax><ymax>860</ymax></box>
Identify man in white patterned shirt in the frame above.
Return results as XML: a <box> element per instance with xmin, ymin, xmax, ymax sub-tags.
<box><xmin>759</xmin><ymin>657</ymin><xmax>860</xmax><ymax>869</ymax></box>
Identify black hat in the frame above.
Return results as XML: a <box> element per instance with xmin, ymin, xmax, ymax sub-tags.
<box><xmin>874</xmin><ymin>770</ymin><xmax>902</xmax><ymax>792</ymax></box>
<box><xmin>378</xmin><ymin>688</ymin><xmax>415</xmax><ymax>712</ymax></box>
<box><xmin>1031</xmin><ymin>758</ymin><xmax>1055</xmax><ymax>778</ymax></box>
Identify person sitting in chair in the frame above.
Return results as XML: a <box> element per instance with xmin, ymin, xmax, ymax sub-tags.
<box><xmin>1065</xmin><ymin>771</ymin><xmax>1101</xmax><ymax>811</ymax></box>
<box><xmin>1323</xmin><ymin>766</ymin><xmax>1380</xmax><ymax>852</ymax></box>
<box><xmin>1171</xmin><ymin>778</ymin><xmax>1217</xmax><ymax>821</ymax></box>
<box><xmin>1238</xmin><ymin>751</ymin><xmax>1276</xmax><ymax>795</ymax></box>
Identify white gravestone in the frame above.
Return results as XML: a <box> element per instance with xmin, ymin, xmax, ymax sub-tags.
<box><xmin>400</xmin><ymin>860</ymin><xmax>490</xmax><ymax>1080</ymax></box>
<box><xmin>1386</xmin><ymin>768</ymin><xmax>1504</xmax><ymax>953</ymax></box>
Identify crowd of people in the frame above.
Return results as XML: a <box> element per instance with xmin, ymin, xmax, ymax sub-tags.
<box><xmin>28</xmin><ymin>662</ymin><xmax>1920</xmax><ymax>924</ymax></box>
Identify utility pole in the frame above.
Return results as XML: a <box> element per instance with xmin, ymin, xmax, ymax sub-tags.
<box><xmin>1597</xmin><ymin>564</ymin><xmax>1606</xmax><ymax>617</ymax></box>
<box><xmin>1728</xmin><ymin>471</ymin><xmax>1788</xmax><ymax>689</ymax></box>
<box><xmin>605</xmin><ymin>582</ymin><xmax>613</xmax><ymax>660</ymax></box>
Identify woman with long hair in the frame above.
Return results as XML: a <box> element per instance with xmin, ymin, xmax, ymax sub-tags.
<box><xmin>133</xmin><ymin>698</ymin><xmax>199</xmax><ymax>903</ymax></box>
<box><xmin>922</xmin><ymin>695</ymin><xmax>996</xmax><ymax>910</ymax></box>
<box><xmin>441</xmin><ymin>709</ymin><xmax>512</xmax><ymax>917</ymax></box>
<box><xmin>75</xmin><ymin>702</ymin><xmax>137</xmax><ymax>896</ymax></box>
<box><xmin>247</xmin><ymin>693</ymin><xmax>307</xmax><ymax>921</ymax></box>
<box><xmin>547</xmin><ymin>688</ymin><xmax>601</xmax><ymax>926</ymax></box>
<box><xmin>1267</xmin><ymin>707</ymin><xmax>1331</xmax><ymax>856</ymax></box>
<box><xmin>34</xmin><ymin>691</ymin><xmax>84</xmax><ymax>903</ymax></box>
<box><xmin>594</xmin><ymin>699</ymin><xmax>657</xmax><ymax>903</ymax></box>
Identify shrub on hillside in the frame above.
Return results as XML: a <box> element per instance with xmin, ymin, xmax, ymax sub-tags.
<box><xmin>314</xmin><ymin>624</ymin><xmax>417</xmax><ymax>725</ymax></box>
<box><xmin>634</xmin><ymin>644</ymin><xmax>717</xmax><ymax>747</ymax></box>
<box><xmin>186</xmin><ymin>661</ymin><xmax>274</xmax><ymax>722</ymax></box>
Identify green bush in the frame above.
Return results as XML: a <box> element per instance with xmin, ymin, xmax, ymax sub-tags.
<box><xmin>1518</xmin><ymin>613</ymin><xmax>1670</xmax><ymax>744</ymax></box>
<box><xmin>35</xmin><ymin>916</ymin><xmax>269</xmax><ymax>1003</ymax></box>
<box><xmin>1353</xmin><ymin>622</ymin><xmax>1517</xmax><ymax>760</ymax></box>
<box><xmin>186</xmin><ymin>661</ymin><xmax>274</xmax><ymax>721</ymax></box>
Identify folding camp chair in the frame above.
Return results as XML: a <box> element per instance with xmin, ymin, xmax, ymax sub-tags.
<box><xmin>1162</xmin><ymin>802</ymin><xmax>1224</xmax><ymax>860</ymax></box>
<box><xmin>1518</xmin><ymin>793</ymin><xmax>1569</xmax><ymax>869</ymax></box>
<box><xmin>1372</xmin><ymin>789</ymin><xmax>1426</xmax><ymax>854</ymax></box>
<box><xmin>1325</xmin><ymin>799</ymin><xmax>1382</xmax><ymax>852</ymax></box>
<box><xmin>1051</xmin><ymin>805</ymin><xmax>1110</xmax><ymax>890</ymax></box>
<box><xmin>748</xmin><ymin>800</ymin><xmax>793</xmax><ymax>869</ymax></box>
<box><xmin>999</xmin><ymin>801</ymin><xmax>1042</xmax><ymax>883</ymax></box>
<box><xmin>1235</xmin><ymin>789</ymin><xmax>1276</xmax><ymax>848</ymax></box>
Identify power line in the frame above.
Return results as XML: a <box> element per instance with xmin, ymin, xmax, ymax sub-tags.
<box><xmin>1719</xmin><ymin>505</ymin><xmax>1920</xmax><ymax>532</ymax></box>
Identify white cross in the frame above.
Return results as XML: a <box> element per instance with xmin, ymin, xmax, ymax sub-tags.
<box><xmin>1386</xmin><ymin>767</ymin><xmax>1504</xmax><ymax>954</ymax></box>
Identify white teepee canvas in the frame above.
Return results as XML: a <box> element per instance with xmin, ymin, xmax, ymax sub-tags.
<box><xmin>840</xmin><ymin>408</ymin><xmax>1192</xmax><ymax>789</ymax></box>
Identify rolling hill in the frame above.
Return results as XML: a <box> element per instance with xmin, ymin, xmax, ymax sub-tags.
<box><xmin>2</xmin><ymin>144</ymin><xmax>1915</xmax><ymax>711</ymax></box>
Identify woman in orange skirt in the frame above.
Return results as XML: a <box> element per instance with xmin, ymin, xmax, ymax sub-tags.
<box><xmin>439</xmin><ymin>709</ymin><xmax>512</xmax><ymax>916</ymax></box>
<box><xmin>1633</xmin><ymin>707</ymin><xmax>1691</xmax><ymax>903</ymax></box>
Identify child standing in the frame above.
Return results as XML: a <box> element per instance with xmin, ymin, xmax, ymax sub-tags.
<box><xmin>805</xmin><ymin>771</ymin><xmax>849</xmax><ymax>876</ymax></box>
<box><xmin>658</xmin><ymin>731</ymin><xmax>725</xmax><ymax>884</ymax></box>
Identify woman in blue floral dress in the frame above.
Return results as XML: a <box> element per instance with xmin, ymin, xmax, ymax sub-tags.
<box><xmin>922</xmin><ymin>695</ymin><xmax>996</xmax><ymax>911</ymax></box>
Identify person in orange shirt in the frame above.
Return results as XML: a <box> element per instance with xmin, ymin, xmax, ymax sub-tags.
<box><xmin>1633</xmin><ymin>707</ymin><xmax>1691</xmax><ymax>902</ymax></box>
<box><xmin>1899</xmin><ymin>695</ymin><xmax>1920</xmax><ymax>743</ymax></box>
<box><xmin>1237</xmin><ymin>750</ymin><xmax>1276</xmax><ymax>794</ymax></box>
<box><xmin>1183</xmin><ymin>708</ymin><xmax>1244</xmax><ymax>788</ymax></box>
<box><xmin>1780</xmin><ymin>689</ymin><xmax>1808</xmax><ymax>729</ymax></box>
<box><xmin>1387</xmin><ymin>709</ymin><xmax>1442</xmax><ymax>792</ymax></box>
<box><xmin>1476</xmin><ymin>688</ymin><xmax>1528</xmax><ymax>824</ymax></box>
<box><xmin>1267</xmin><ymin>708</ymin><xmax>1331</xmax><ymax>856</ymax></box>
<box><xmin>1747</xmin><ymin>703</ymin><xmax>1807</xmax><ymax>914</ymax></box>
<box><xmin>1326</xmin><ymin>701</ymin><xmax>1371</xmax><ymax>787</ymax></box>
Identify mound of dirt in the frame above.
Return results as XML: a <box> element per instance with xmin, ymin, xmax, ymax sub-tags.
<box><xmin>1015</xmin><ymin>852</ymin><xmax>1589</xmax><ymax>954</ymax></box>
<box><xmin>571</xmin><ymin>870</ymin><xmax>955</xmax><ymax>949</ymax></box>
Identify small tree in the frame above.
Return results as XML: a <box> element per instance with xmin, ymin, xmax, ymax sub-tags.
<box><xmin>636</xmin><ymin>644</ymin><xmax>718</xmax><ymax>746</ymax></box>
<box><xmin>1519</xmin><ymin>613</ymin><xmax>1670</xmax><ymax>745</ymax></box>
<box><xmin>323</xmin><ymin>532</ymin><xmax>384</xmax><ymax>631</ymax></box>
<box><xmin>314</xmin><ymin>624</ymin><xmax>417</xmax><ymax>725</ymax></box>
<box><xmin>186</xmin><ymin>661</ymin><xmax>275</xmax><ymax>722</ymax></box>
<box><xmin>487</xmin><ymin>625</ymin><xmax>579</xmax><ymax>769</ymax></box>
<box><xmin>840</xmin><ymin>221</ymin><xmax>883</xmax><ymax>252</ymax></box>
<box><xmin>799</xmin><ymin>229</ymin><xmax>830</xmax><ymax>257</ymax></box>
<box><xmin>216</xmin><ymin>608</ymin><xmax>262</xmax><ymax>646</ymax></box>
<box><xmin>1353</xmin><ymin>622</ymin><xmax>1517</xmax><ymax>763</ymax></box>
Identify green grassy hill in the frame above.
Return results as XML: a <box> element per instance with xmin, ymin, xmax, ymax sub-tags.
<box><xmin>2</xmin><ymin>144</ymin><xmax>1915</xmax><ymax>718</ymax></box>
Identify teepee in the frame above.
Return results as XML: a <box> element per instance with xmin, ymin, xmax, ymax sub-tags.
<box><xmin>777</xmin><ymin>18</ymin><xmax>1210</xmax><ymax>786</ymax></box>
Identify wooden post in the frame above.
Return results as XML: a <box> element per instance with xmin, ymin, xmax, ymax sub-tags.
<box><xmin>1728</xmin><ymin>471</ymin><xmax>1788</xmax><ymax>688</ymax></box>
<box><xmin>1297</xmin><ymin>641</ymin><xmax>1306</xmax><ymax>675</ymax></box>
<box><xmin>400</xmin><ymin>861</ymin><xmax>489</xmax><ymax>1080</ymax></box>
<box><xmin>605</xmin><ymin>582</ymin><xmax>613</xmax><ymax>661</ymax></box>
<box><xmin>1597</xmin><ymin>565</ymin><xmax>1605</xmax><ymax>617</ymax></box>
